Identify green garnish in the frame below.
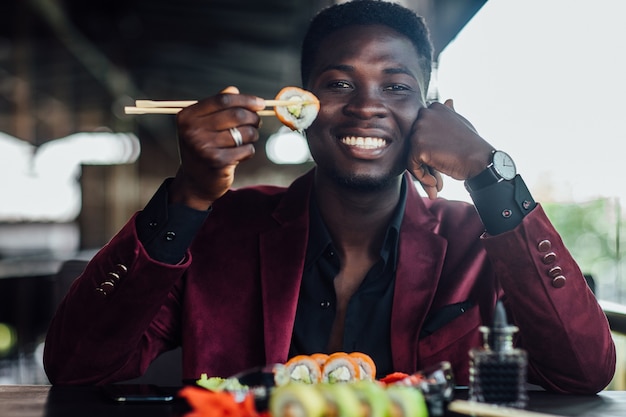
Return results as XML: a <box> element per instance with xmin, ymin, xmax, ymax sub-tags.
<box><xmin>287</xmin><ymin>103</ymin><xmax>303</xmax><ymax>119</ymax></box>
<box><xmin>196</xmin><ymin>373</ymin><xmax>248</xmax><ymax>391</ymax></box>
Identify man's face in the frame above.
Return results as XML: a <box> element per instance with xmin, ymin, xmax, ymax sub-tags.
<box><xmin>305</xmin><ymin>24</ymin><xmax>428</xmax><ymax>191</ymax></box>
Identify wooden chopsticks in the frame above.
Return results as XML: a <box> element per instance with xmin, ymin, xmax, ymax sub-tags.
<box><xmin>448</xmin><ymin>400</ymin><xmax>563</xmax><ymax>417</ymax></box>
<box><xmin>124</xmin><ymin>99</ymin><xmax>311</xmax><ymax>115</ymax></box>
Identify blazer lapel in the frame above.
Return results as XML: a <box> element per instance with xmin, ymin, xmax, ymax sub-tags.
<box><xmin>259</xmin><ymin>172</ymin><xmax>313</xmax><ymax>364</ymax></box>
<box><xmin>391</xmin><ymin>177</ymin><xmax>447</xmax><ymax>372</ymax></box>
<box><xmin>257</xmin><ymin>172</ymin><xmax>448</xmax><ymax>370</ymax></box>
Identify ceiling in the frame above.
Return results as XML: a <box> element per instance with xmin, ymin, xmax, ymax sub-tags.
<box><xmin>0</xmin><ymin>0</ymin><xmax>486</xmax><ymax>140</ymax></box>
<box><xmin>0</xmin><ymin>0</ymin><xmax>487</xmax><ymax>244</ymax></box>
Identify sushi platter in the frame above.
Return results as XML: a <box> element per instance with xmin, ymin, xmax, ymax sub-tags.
<box><xmin>179</xmin><ymin>352</ymin><xmax>456</xmax><ymax>417</ymax></box>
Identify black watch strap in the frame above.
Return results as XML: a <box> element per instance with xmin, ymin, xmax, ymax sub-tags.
<box><xmin>464</xmin><ymin>165</ymin><xmax>501</xmax><ymax>193</ymax></box>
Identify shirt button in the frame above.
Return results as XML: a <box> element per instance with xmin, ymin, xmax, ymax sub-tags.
<box><xmin>537</xmin><ymin>240</ymin><xmax>552</xmax><ymax>252</ymax></box>
<box><xmin>149</xmin><ymin>221</ymin><xmax>158</xmax><ymax>228</ymax></box>
<box><xmin>320</xmin><ymin>300</ymin><xmax>331</xmax><ymax>309</ymax></box>
<box><xmin>164</xmin><ymin>231</ymin><xmax>176</xmax><ymax>241</ymax></box>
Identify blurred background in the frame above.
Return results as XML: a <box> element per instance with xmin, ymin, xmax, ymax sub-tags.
<box><xmin>1</xmin><ymin>0</ymin><xmax>626</xmax><ymax>386</ymax></box>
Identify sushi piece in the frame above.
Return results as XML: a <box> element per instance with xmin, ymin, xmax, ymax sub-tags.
<box><xmin>349</xmin><ymin>352</ymin><xmax>377</xmax><ymax>381</ymax></box>
<box><xmin>274</xmin><ymin>86</ymin><xmax>320</xmax><ymax>132</ymax></box>
<box><xmin>321</xmin><ymin>352</ymin><xmax>361</xmax><ymax>383</ymax></box>
<box><xmin>284</xmin><ymin>355</ymin><xmax>323</xmax><ymax>384</ymax></box>
<box><xmin>317</xmin><ymin>383</ymin><xmax>363</xmax><ymax>417</ymax></box>
<box><xmin>351</xmin><ymin>380</ymin><xmax>392</xmax><ymax>417</ymax></box>
<box><xmin>270</xmin><ymin>384</ymin><xmax>327</xmax><ymax>417</ymax></box>
<box><xmin>386</xmin><ymin>385</ymin><xmax>429</xmax><ymax>417</ymax></box>
<box><xmin>310</xmin><ymin>353</ymin><xmax>329</xmax><ymax>367</ymax></box>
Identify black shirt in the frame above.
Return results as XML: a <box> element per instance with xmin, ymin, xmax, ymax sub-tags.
<box><xmin>288</xmin><ymin>178</ymin><xmax>407</xmax><ymax>377</ymax></box>
<box><xmin>135</xmin><ymin>173</ymin><xmax>535</xmax><ymax>377</ymax></box>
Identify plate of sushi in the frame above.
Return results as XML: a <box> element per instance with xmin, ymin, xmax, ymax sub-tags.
<box><xmin>178</xmin><ymin>352</ymin><xmax>455</xmax><ymax>417</ymax></box>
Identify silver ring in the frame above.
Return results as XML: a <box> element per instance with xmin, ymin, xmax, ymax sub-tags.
<box><xmin>229</xmin><ymin>127</ymin><xmax>243</xmax><ymax>147</ymax></box>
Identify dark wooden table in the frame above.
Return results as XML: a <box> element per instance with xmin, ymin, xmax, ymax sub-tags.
<box><xmin>2</xmin><ymin>385</ymin><xmax>626</xmax><ymax>417</ymax></box>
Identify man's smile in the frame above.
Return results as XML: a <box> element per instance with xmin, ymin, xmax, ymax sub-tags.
<box><xmin>340</xmin><ymin>136</ymin><xmax>388</xmax><ymax>149</ymax></box>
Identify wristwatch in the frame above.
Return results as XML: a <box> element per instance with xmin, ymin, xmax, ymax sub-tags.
<box><xmin>465</xmin><ymin>150</ymin><xmax>517</xmax><ymax>192</ymax></box>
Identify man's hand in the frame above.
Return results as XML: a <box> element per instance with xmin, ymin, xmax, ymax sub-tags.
<box><xmin>408</xmin><ymin>99</ymin><xmax>494</xmax><ymax>199</ymax></box>
<box><xmin>168</xmin><ymin>86</ymin><xmax>266</xmax><ymax>210</ymax></box>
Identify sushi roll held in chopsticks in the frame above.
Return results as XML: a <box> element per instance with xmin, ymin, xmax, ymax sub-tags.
<box><xmin>273</xmin><ymin>86</ymin><xmax>320</xmax><ymax>132</ymax></box>
<box><xmin>124</xmin><ymin>86</ymin><xmax>320</xmax><ymax>134</ymax></box>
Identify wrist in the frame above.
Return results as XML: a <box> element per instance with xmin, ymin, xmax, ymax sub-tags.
<box><xmin>465</xmin><ymin>150</ymin><xmax>516</xmax><ymax>193</ymax></box>
<box><xmin>169</xmin><ymin>173</ymin><xmax>215</xmax><ymax>211</ymax></box>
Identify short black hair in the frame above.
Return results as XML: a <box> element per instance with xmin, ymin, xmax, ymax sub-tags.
<box><xmin>300</xmin><ymin>0</ymin><xmax>434</xmax><ymax>89</ymax></box>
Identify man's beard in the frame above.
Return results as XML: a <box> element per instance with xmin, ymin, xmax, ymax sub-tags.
<box><xmin>329</xmin><ymin>169</ymin><xmax>401</xmax><ymax>192</ymax></box>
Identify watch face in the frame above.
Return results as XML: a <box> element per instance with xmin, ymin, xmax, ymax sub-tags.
<box><xmin>492</xmin><ymin>151</ymin><xmax>516</xmax><ymax>180</ymax></box>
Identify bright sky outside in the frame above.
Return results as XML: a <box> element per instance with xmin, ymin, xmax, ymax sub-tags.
<box><xmin>435</xmin><ymin>0</ymin><xmax>626</xmax><ymax>205</ymax></box>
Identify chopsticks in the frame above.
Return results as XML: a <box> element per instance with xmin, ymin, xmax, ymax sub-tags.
<box><xmin>448</xmin><ymin>400</ymin><xmax>563</xmax><ymax>417</ymax></box>
<box><xmin>124</xmin><ymin>99</ymin><xmax>312</xmax><ymax>115</ymax></box>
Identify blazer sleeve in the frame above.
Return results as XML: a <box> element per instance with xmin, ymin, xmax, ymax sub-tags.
<box><xmin>43</xmin><ymin>213</ymin><xmax>190</xmax><ymax>385</ymax></box>
<box><xmin>481</xmin><ymin>203</ymin><xmax>616</xmax><ymax>394</ymax></box>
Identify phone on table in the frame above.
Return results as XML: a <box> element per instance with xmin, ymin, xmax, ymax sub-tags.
<box><xmin>102</xmin><ymin>384</ymin><xmax>175</xmax><ymax>403</ymax></box>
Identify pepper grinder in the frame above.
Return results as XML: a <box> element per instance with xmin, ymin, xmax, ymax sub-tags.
<box><xmin>468</xmin><ymin>300</ymin><xmax>528</xmax><ymax>408</ymax></box>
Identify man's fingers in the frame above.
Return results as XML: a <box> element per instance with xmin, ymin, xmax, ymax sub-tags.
<box><xmin>410</xmin><ymin>164</ymin><xmax>441</xmax><ymax>200</ymax></box>
<box><xmin>220</xmin><ymin>86</ymin><xmax>240</xmax><ymax>94</ymax></box>
<box><xmin>430</xmin><ymin>167</ymin><xmax>444</xmax><ymax>192</ymax></box>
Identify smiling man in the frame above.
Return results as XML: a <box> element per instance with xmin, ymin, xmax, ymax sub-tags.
<box><xmin>44</xmin><ymin>0</ymin><xmax>615</xmax><ymax>394</ymax></box>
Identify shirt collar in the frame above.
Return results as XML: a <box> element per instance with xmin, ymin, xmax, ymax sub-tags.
<box><xmin>305</xmin><ymin>176</ymin><xmax>407</xmax><ymax>271</ymax></box>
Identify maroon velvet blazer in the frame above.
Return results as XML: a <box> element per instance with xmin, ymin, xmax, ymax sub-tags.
<box><xmin>44</xmin><ymin>170</ymin><xmax>615</xmax><ymax>394</ymax></box>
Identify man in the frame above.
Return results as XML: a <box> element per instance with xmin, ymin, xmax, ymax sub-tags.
<box><xmin>44</xmin><ymin>0</ymin><xmax>615</xmax><ymax>393</ymax></box>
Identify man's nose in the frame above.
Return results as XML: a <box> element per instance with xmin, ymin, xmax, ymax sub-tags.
<box><xmin>343</xmin><ymin>88</ymin><xmax>388</xmax><ymax>119</ymax></box>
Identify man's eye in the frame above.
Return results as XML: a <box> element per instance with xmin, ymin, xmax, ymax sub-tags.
<box><xmin>384</xmin><ymin>84</ymin><xmax>410</xmax><ymax>92</ymax></box>
<box><xmin>329</xmin><ymin>81</ymin><xmax>352</xmax><ymax>89</ymax></box>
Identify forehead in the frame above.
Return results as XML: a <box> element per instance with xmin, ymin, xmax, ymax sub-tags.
<box><xmin>310</xmin><ymin>24</ymin><xmax>426</xmax><ymax>81</ymax></box>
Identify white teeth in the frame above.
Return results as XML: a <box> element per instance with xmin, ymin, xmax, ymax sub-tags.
<box><xmin>341</xmin><ymin>136</ymin><xmax>387</xmax><ymax>149</ymax></box>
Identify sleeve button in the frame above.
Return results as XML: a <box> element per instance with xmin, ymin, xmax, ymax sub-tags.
<box><xmin>551</xmin><ymin>275</ymin><xmax>566</xmax><ymax>288</ymax></box>
<box><xmin>548</xmin><ymin>266</ymin><xmax>563</xmax><ymax>278</ymax></box>
<box><xmin>537</xmin><ymin>239</ymin><xmax>552</xmax><ymax>252</ymax></box>
<box><xmin>101</xmin><ymin>280</ymin><xmax>115</xmax><ymax>290</ymax></box>
<box><xmin>107</xmin><ymin>272</ymin><xmax>121</xmax><ymax>282</ymax></box>
<box><xmin>542</xmin><ymin>252</ymin><xmax>557</xmax><ymax>264</ymax></box>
